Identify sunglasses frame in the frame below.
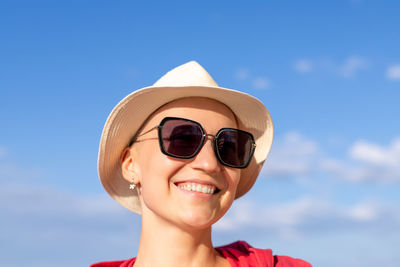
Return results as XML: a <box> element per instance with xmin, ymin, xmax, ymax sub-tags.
<box><xmin>154</xmin><ymin>117</ymin><xmax>256</xmax><ymax>169</ymax></box>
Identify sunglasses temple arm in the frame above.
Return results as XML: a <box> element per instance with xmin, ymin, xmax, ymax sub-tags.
<box><xmin>129</xmin><ymin>126</ymin><xmax>160</xmax><ymax>146</ymax></box>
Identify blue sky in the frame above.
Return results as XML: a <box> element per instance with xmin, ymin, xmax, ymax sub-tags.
<box><xmin>1</xmin><ymin>1</ymin><xmax>400</xmax><ymax>266</ymax></box>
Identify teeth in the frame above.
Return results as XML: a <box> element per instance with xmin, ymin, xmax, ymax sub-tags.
<box><xmin>178</xmin><ymin>183</ymin><xmax>216</xmax><ymax>194</ymax></box>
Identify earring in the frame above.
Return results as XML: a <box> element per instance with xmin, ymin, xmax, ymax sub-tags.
<box><xmin>129</xmin><ymin>183</ymin><xmax>136</xmax><ymax>190</ymax></box>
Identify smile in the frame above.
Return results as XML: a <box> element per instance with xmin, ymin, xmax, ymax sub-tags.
<box><xmin>176</xmin><ymin>182</ymin><xmax>217</xmax><ymax>194</ymax></box>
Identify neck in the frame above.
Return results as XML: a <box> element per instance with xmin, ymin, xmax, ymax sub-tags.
<box><xmin>134</xmin><ymin>209</ymin><xmax>226</xmax><ymax>267</ymax></box>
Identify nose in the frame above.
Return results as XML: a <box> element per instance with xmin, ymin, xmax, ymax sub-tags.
<box><xmin>190</xmin><ymin>135</ymin><xmax>221</xmax><ymax>173</ymax></box>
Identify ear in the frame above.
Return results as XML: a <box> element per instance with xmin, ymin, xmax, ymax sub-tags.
<box><xmin>120</xmin><ymin>146</ymin><xmax>141</xmax><ymax>184</ymax></box>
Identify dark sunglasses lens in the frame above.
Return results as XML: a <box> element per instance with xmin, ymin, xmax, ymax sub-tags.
<box><xmin>161</xmin><ymin>120</ymin><xmax>203</xmax><ymax>157</ymax></box>
<box><xmin>217</xmin><ymin>130</ymin><xmax>253</xmax><ymax>167</ymax></box>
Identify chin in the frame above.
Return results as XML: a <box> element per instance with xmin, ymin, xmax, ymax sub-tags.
<box><xmin>178</xmin><ymin>208</ymin><xmax>226</xmax><ymax>230</ymax></box>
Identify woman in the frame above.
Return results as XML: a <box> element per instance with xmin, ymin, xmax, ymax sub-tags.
<box><xmin>91</xmin><ymin>61</ymin><xmax>311</xmax><ymax>267</ymax></box>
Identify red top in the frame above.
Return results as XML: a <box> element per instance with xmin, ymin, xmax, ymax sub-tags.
<box><xmin>90</xmin><ymin>241</ymin><xmax>311</xmax><ymax>267</ymax></box>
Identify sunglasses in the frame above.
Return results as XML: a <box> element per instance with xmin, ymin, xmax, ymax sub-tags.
<box><xmin>133</xmin><ymin>117</ymin><xmax>256</xmax><ymax>169</ymax></box>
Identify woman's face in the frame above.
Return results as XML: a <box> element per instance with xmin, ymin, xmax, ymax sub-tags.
<box><xmin>123</xmin><ymin>97</ymin><xmax>241</xmax><ymax>230</ymax></box>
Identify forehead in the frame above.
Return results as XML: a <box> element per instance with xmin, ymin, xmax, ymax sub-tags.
<box><xmin>144</xmin><ymin>97</ymin><xmax>238</xmax><ymax>130</ymax></box>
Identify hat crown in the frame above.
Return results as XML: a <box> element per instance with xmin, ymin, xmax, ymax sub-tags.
<box><xmin>153</xmin><ymin>61</ymin><xmax>219</xmax><ymax>87</ymax></box>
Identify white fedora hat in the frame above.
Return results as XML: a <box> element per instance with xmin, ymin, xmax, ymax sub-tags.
<box><xmin>98</xmin><ymin>61</ymin><xmax>273</xmax><ymax>214</ymax></box>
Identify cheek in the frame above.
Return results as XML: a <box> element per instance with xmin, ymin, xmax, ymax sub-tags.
<box><xmin>226</xmin><ymin>169</ymin><xmax>241</xmax><ymax>193</ymax></box>
<box><xmin>137</xmin><ymin>144</ymin><xmax>184</xmax><ymax>207</ymax></box>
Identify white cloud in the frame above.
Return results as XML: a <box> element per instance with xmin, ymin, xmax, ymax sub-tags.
<box><xmin>293</xmin><ymin>59</ymin><xmax>313</xmax><ymax>73</ymax></box>
<box><xmin>0</xmin><ymin>161</ymin><xmax>44</xmax><ymax>185</ymax></box>
<box><xmin>320</xmin><ymin>138</ymin><xmax>400</xmax><ymax>183</ymax></box>
<box><xmin>235</xmin><ymin>68</ymin><xmax>250</xmax><ymax>80</ymax></box>
<box><xmin>291</xmin><ymin>56</ymin><xmax>370</xmax><ymax>78</ymax></box>
<box><xmin>0</xmin><ymin>152</ymin><xmax>140</xmax><ymax>266</ymax></box>
<box><xmin>339</xmin><ymin>56</ymin><xmax>369</xmax><ymax>78</ymax></box>
<box><xmin>215</xmin><ymin>197</ymin><xmax>396</xmax><ymax>240</ymax></box>
<box><xmin>0</xmin><ymin>184</ymin><xmax>140</xmax><ymax>266</ymax></box>
<box><xmin>323</xmin><ymin>157</ymin><xmax>397</xmax><ymax>183</ymax></box>
<box><xmin>386</xmin><ymin>64</ymin><xmax>400</xmax><ymax>80</ymax></box>
<box><xmin>347</xmin><ymin>202</ymin><xmax>379</xmax><ymax>222</ymax></box>
<box><xmin>252</xmin><ymin>77</ymin><xmax>270</xmax><ymax>90</ymax></box>
<box><xmin>234</xmin><ymin>68</ymin><xmax>270</xmax><ymax>90</ymax></box>
<box><xmin>350</xmin><ymin>139</ymin><xmax>400</xmax><ymax>167</ymax></box>
<box><xmin>264</xmin><ymin>132</ymin><xmax>400</xmax><ymax>183</ymax></box>
<box><xmin>263</xmin><ymin>132</ymin><xmax>319</xmax><ymax>177</ymax></box>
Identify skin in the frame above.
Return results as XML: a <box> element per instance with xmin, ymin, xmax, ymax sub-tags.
<box><xmin>121</xmin><ymin>97</ymin><xmax>241</xmax><ymax>267</ymax></box>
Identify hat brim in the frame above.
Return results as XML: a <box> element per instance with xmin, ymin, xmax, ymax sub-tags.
<box><xmin>98</xmin><ymin>85</ymin><xmax>273</xmax><ymax>214</ymax></box>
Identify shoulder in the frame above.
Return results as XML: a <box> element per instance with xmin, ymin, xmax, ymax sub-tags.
<box><xmin>216</xmin><ymin>241</ymin><xmax>312</xmax><ymax>267</ymax></box>
<box><xmin>89</xmin><ymin>257</ymin><xmax>136</xmax><ymax>267</ymax></box>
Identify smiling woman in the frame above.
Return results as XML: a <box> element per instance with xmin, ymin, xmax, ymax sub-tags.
<box><xmin>91</xmin><ymin>62</ymin><xmax>311</xmax><ymax>267</ymax></box>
